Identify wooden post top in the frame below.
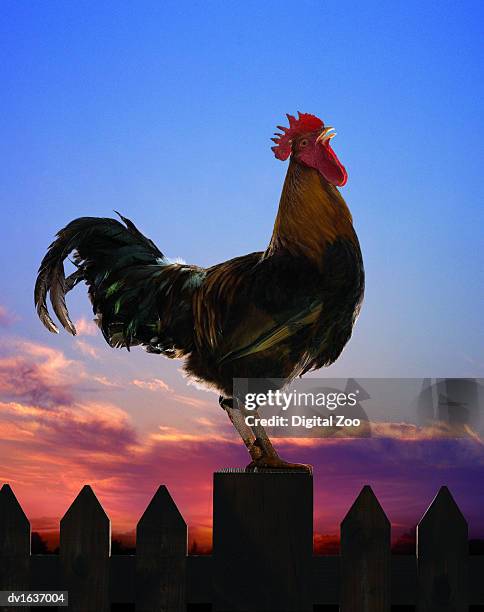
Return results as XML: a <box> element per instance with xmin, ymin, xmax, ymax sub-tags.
<box><xmin>214</xmin><ymin>468</ymin><xmax>313</xmax><ymax>475</ymax></box>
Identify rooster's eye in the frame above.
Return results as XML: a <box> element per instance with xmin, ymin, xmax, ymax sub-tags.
<box><xmin>300</xmin><ymin>139</ymin><xmax>308</xmax><ymax>147</ymax></box>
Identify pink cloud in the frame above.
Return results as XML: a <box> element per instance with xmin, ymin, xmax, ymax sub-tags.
<box><xmin>75</xmin><ymin>339</ymin><xmax>100</xmax><ymax>359</ymax></box>
<box><xmin>0</xmin><ymin>343</ymin><xmax>78</xmax><ymax>407</ymax></box>
<box><xmin>74</xmin><ymin>317</ymin><xmax>98</xmax><ymax>336</ymax></box>
<box><xmin>132</xmin><ymin>378</ymin><xmax>172</xmax><ymax>392</ymax></box>
<box><xmin>93</xmin><ymin>375</ymin><xmax>120</xmax><ymax>388</ymax></box>
<box><xmin>0</xmin><ymin>339</ymin><xmax>235</xmax><ymax>545</ymax></box>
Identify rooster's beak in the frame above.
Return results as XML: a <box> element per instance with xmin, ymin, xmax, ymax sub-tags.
<box><xmin>316</xmin><ymin>126</ymin><xmax>336</xmax><ymax>144</ymax></box>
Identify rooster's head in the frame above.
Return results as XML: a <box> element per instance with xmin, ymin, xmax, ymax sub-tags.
<box><xmin>271</xmin><ymin>112</ymin><xmax>347</xmax><ymax>187</ymax></box>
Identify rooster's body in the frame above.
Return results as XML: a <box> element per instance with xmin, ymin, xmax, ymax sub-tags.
<box><xmin>35</xmin><ymin>113</ymin><xmax>364</xmax><ymax>471</ymax></box>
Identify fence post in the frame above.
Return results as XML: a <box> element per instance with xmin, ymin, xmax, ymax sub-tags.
<box><xmin>0</xmin><ymin>485</ymin><xmax>30</xmax><ymax>609</ymax></box>
<box><xmin>212</xmin><ymin>469</ymin><xmax>313</xmax><ymax>612</ymax></box>
<box><xmin>417</xmin><ymin>486</ymin><xmax>468</xmax><ymax>611</ymax></box>
<box><xmin>60</xmin><ymin>485</ymin><xmax>110</xmax><ymax>611</ymax></box>
<box><xmin>340</xmin><ymin>485</ymin><xmax>391</xmax><ymax>612</ymax></box>
<box><xmin>135</xmin><ymin>485</ymin><xmax>187</xmax><ymax>612</ymax></box>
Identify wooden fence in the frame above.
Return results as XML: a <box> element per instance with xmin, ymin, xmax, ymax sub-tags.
<box><xmin>1</xmin><ymin>471</ymin><xmax>483</xmax><ymax>611</ymax></box>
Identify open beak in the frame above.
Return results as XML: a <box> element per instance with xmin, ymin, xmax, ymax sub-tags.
<box><xmin>316</xmin><ymin>126</ymin><xmax>336</xmax><ymax>145</ymax></box>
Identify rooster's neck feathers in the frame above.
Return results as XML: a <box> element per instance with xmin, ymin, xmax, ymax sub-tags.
<box><xmin>266</xmin><ymin>160</ymin><xmax>355</xmax><ymax>265</ymax></box>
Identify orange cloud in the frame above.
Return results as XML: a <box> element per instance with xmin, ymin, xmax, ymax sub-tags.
<box><xmin>372</xmin><ymin>420</ymin><xmax>483</xmax><ymax>443</ymax></box>
<box><xmin>149</xmin><ymin>424</ymin><xmax>235</xmax><ymax>444</ymax></box>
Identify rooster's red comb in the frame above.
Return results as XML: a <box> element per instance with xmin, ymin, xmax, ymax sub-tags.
<box><xmin>271</xmin><ymin>112</ymin><xmax>324</xmax><ymax>160</ymax></box>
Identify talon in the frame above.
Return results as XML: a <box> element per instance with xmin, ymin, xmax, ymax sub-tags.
<box><xmin>245</xmin><ymin>455</ymin><xmax>312</xmax><ymax>473</ymax></box>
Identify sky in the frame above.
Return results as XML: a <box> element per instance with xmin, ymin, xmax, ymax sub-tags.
<box><xmin>0</xmin><ymin>0</ymin><xmax>483</xmax><ymax>551</ymax></box>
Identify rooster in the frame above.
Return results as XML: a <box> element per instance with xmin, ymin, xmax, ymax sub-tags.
<box><xmin>35</xmin><ymin>112</ymin><xmax>364</xmax><ymax>471</ymax></box>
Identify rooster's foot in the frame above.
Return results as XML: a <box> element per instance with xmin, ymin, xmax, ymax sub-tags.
<box><xmin>245</xmin><ymin>455</ymin><xmax>312</xmax><ymax>473</ymax></box>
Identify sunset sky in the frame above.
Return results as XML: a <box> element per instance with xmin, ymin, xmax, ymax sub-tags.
<box><xmin>1</xmin><ymin>1</ymin><xmax>483</xmax><ymax>551</ymax></box>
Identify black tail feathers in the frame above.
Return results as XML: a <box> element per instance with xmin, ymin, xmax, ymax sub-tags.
<box><xmin>34</xmin><ymin>214</ymin><xmax>163</xmax><ymax>336</ymax></box>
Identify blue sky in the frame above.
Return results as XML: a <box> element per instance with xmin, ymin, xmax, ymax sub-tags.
<box><xmin>1</xmin><ymin>0</ymin><xmax>483</xmax><ymax>378</ymax></box>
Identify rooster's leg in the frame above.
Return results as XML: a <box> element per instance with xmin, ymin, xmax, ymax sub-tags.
<box><xmin>220</xmin><ymin>397</ymin><xmax>311</xmax><ymax>472</ymax></box>
<box><xmin>247</xmin><ymin>409</ymin><xmax>312</xmax><ymax>473</ymax></box>
<box><xmin>219</xmin><ymin>397</ymin><xmax>263</xmax><ymax>462</ymax></box>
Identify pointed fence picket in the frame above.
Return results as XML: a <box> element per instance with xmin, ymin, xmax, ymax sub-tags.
<box><xmin>340</xmin><ymin>485</ymin><xmax>391</xmax><ymax>611</ymax></box>
<box><xmin>417</xmin><ymin>486</ymin><xmax>468</xmax><ymax>612</ymax></box>
<box><xmin>60</xmin><ymin>485</ymin><xmax>110</xmax><ymax>611</ymax></box>
<box><xmin>0</xmin><ymin>478</ymin><xmax>483</xmax><ymax>610</ymax></box>
<box><xmin>135</xmin><ymin>485</ymin><xmax>187</xmax><ymax>612</ymax></box>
